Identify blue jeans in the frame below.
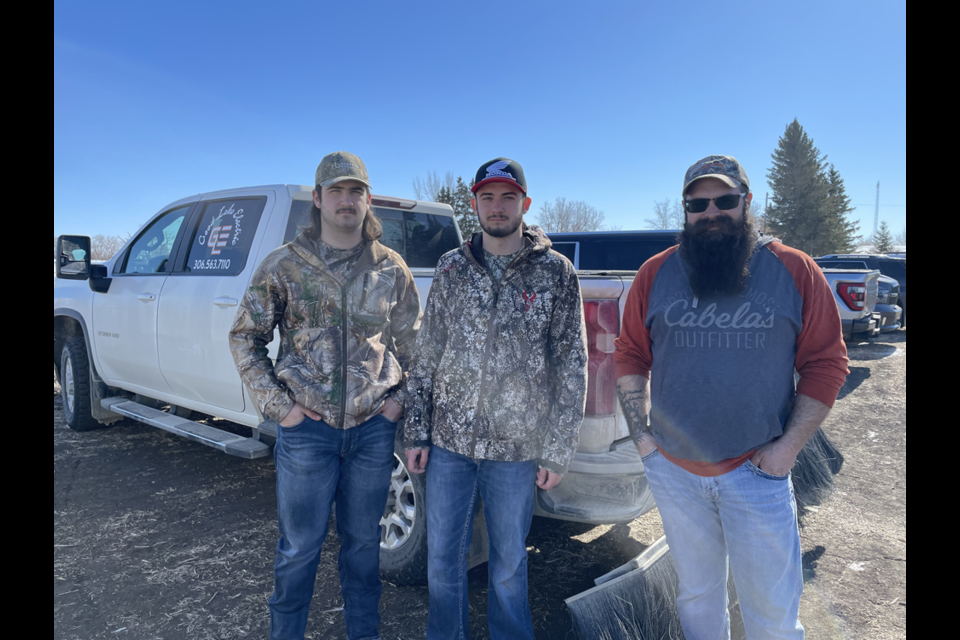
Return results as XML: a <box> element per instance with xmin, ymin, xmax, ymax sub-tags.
<box><xmin>269</xmin><ymin>414</ymin><xmax>397</xmax><ymax>640</ymax></box>
<box><xmin>642</xmin><ymin>449</ymin><xmax>805</xmax><ymax>640</ymax></box>
<box><xmin>425</xmin><ymin>446</ymin><xmax>537</xmax><ymax>640</ymax></box>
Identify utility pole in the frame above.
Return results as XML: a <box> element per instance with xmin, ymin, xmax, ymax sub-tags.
<box><xmin>874</xmin><ymin>181</ymin><xmax>880</xmax><ymax>237</ymax></box>
<box><xmin>764</xmin><ymin>193</ymin><xmax>769</xmax><ymax>235</ymax></box>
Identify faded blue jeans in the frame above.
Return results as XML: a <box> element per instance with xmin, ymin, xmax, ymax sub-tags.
<box><xmin>642</xmin><ymin>449</ymin><xmax>805</xmax><ymax>640</ymax></box>
<box><xmin>269</xmin><ymin>414</ymin><xmax>397</xmax><ymax>640</ymax></box>
<box><xmin>425</xmin><ymin>446</ymin><xmax>538</xmax><ymax>640</ymax></box>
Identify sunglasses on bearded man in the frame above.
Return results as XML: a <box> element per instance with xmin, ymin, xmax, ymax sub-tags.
<box><xmin>683</xmin><ymin>193</ymin><xmax>746</xmax><ymax>214</ymax></box>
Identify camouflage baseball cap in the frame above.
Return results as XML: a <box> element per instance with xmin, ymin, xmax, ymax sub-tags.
<box><xmin>315</xmin><ymin>151</ymin><xmax>372</xmax><ymax>189</ymax></box>
<box><xmin>683</xmin><ymin>155</ymin><xmax>750</xmax><ymax>195</ymax></box>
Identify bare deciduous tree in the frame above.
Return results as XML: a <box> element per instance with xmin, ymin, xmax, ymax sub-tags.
<box><xmin>534</xmin><ymin>197</ymin><xmax>606</xmax><ymax>233</ymax></box>
<box><xmin>895</xmin><ymin>227</ymin><xmax>906</xmax><ymax>246</ymax></box>
<box><xmin>645</xmin><ymin>199</ymin><xmax>685</xmax><ymax>230</ymax></box>
<box><xmin>412</xmin><ymin>171</ymin><xmax>455</xmax><ymax>201</ymax></box>
<box><xmin>90</xmin><ymin>234</ymin><xmax>129</xmax><ymax>261</ymax></box>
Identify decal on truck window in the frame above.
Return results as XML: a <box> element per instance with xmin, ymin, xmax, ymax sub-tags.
<box><xmin>184</xmin><ymin>198</ymin><xmax>266</xmax><ymax>276</ymax></box>
<box><xmin>198</xmin><ymin>204</ymin><xmax>245</xmax><ymax>255</ymax></box>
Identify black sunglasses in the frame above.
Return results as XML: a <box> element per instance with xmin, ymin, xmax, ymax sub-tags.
<box><xmin>683</xmin><ymin>194</ymin><xmax>745</xmax><ymax>214</ymax></box>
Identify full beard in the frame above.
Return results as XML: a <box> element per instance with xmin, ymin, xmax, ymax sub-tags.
<box><xmin>480</xmin><ymin>216</ymin><xmax>523</xmax><ymax>238</ymax></box>
<box><xmin>678</xmin><ymin>213</ymin><xmax>757</xmax><ymax>298</ymax></box>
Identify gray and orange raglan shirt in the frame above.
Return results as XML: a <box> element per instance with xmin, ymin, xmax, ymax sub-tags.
<box><xmin>614</xmin><ymin>238</ymin><xmax>850</xmax><ymax>477</ymax></box>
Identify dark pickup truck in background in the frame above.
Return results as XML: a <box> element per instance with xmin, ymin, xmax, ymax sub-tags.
<box><xmin>815</xmin><ymin>254</ymin><xmax>907</xmax><ymax>328</ymax></box>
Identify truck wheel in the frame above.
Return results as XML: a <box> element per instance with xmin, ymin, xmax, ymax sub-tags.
<box><xmin>59</xmin><ymin>337</ymin><xmax>100</xmax><ymax>431</ymax></box>
<box><xmin>379</xmin><ymin>453</ymin><xmax>428</xmax><ymax>585</ymax></box>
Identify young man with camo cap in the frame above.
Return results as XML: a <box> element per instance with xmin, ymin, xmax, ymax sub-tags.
<box><xmin>230</xmin><ymin>151</ymin><xmax>421</xmax><ymax>640</ymax></box>
<box><xmin>403</xmin><ymin>158</ymin><xmax>588</xmax><ymax>639</ymax></box>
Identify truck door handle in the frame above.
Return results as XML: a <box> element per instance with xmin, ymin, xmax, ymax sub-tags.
<box><xmin>214</xmin><ymin>298</ymin><xmax>239</xmax><ymax>308</ymax></box>
<box><xmin>138</xmin><ymin>294</ymin><xmax>157</xmax><ymax>303</ymax></box>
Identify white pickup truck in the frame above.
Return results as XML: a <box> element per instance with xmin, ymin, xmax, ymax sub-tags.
<box><xmin>54</xmin><ymin>184</ymin><xmax>654</xmax><ymax>584</ymax></box>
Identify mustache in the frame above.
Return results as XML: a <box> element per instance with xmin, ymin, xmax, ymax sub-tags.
<box><xmin>688</xmin><ymin>215</ymin><xmax>741</xmax><ymax>238</ymax></box>
<box><xmin>336</xmin><ymin>207</ymin><xmax>358</xmax><ymax>214</ymax></box>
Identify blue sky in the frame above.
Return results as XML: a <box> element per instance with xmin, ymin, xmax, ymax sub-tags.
<box><xmin>54</xmin><ymin>0</ymin><xmax>907</xmax><ymax>241</ymax></box>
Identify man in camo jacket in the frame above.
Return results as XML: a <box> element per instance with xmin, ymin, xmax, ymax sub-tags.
<box><xmin>230</xmin><ymin>152</ymin><xmax>421</xmax><ymax>640</ymax></box>
<box><xmin>403</xmin><ymin>158</ymin><xmax>588</xmax><ymax>640</ymax></box>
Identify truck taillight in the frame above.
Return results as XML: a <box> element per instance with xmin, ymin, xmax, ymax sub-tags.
<box><xmin>838</xmin><ymin>283</ymin><xmax>867</xmax><ymax>310</ymax></box>
<box><xmin>584</xmin><ymin>300</ymin><xmax>620</xmax><ymax>416</ymax></box>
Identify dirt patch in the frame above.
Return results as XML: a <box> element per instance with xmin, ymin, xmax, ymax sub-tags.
<box><xmin>54</xmin><ymin>334</ymin><xmax>905</xmax><ymax>639</ymax></box>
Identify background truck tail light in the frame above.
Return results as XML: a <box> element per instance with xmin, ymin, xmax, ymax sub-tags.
<box><xmin>584</xmin><ymin>300</ymin><xmax>620</xmax><ymax>416</ymax></box>
<box><xmin>838</xmin><ymin>283</ymin><xmax>867</xmax><ymax>310</ymax></box>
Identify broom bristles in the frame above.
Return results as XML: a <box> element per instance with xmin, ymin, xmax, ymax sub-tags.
<box><xmin>567</xmin><ymin>550</ymin><xmax>685</xmax><ymax>640</ymax></box>
<box><xmin>793</xmin><ymin>428</ymin><xmax>845</xmax><ymax>521</ymax></box>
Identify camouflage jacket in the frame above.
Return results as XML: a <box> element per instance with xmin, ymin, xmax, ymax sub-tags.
<box><xmin>229</xmin><ymin>234</ymin><xmax>421</xmax><ymax>429</ymax></box>
<box><xmin>403</xmin><ymin>226</ymin><xmax>588</xmax><ymax>475</ymax></box>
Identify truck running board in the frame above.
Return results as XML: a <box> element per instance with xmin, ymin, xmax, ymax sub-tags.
<box><xmin>101</xmin><ymin>398</ymin><xmax>271</xmax><ymax>459</ymax></box>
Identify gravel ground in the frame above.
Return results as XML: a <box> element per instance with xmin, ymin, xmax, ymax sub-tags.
<box><xmin>54</xmin><ymin>332</ymin><xmax>905</xmax><ymax>639</ymax></box>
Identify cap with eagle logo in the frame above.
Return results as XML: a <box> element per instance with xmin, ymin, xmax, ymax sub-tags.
<box><xmin>471</xmin><ymin>157</ymin><xmax>527</xmax><ymax>194</ymax></box>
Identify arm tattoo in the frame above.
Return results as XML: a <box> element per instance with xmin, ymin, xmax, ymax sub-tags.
<box><xmin>617</xmin><ymin>378</ymin><xmax>651</xmax><ymax>443</ymax></box>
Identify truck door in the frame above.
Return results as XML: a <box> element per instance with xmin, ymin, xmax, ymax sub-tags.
<box><xmin>156</xmin><ymin>194</ymin><xmax>271</xmax><ymax>413</ymax></box>
<box><xmin>92</xmin><ymin>204</ymin><xmax>193</xmax><ymax>394</ymax></box>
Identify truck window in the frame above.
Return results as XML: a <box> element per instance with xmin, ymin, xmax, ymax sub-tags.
<box><xmin>119</xmin><ymin>206</ymin><xmax>190</xmax><ymax>275</ymax></box>
<box><xmin>182</xmin><ymin>198</ymin><xmax>267</xmax><ymax>276</ymax></box>
<box><xmin>402</xmin><ymin>211</ymin><xmax>460</xmax><ymax>268</ymax></box>
<box><xmin>380</xmin><ymin>218</ymin><xmax>405</xmax><ymax>255</ymax></box>
<box><xmin>880</xmin><ymin>261</ymin><xmax>906</xmax><ymax>279</ymax></box>
<box><xmin>282</xmin><ymin>204</ymin><xmax>458</xmax><ymax>269</ymax></box>
<box><xmin>552</xmin><ymin>242</ymin><xmax>578</xmax><ymax>265</ymax></box>
<box><xmin>578</xmin><ymin>238</ymin><xmax>675</xmax><ymax>271</ymax></box>
<box><xmin>283</xmin><ymin>199</ymin><xmax>313</xmax><ymax>244</ymax></box>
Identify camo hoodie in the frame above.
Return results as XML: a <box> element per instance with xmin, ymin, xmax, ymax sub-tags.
<box><xmin>403</xmin><ymin>225</ymin><xmax>588</xmax><ymax>475</ymax></box>
<box><xmin>229</xmin><ymin>233</ymin><xmax>421</xmax><ymax>429</ymax></box>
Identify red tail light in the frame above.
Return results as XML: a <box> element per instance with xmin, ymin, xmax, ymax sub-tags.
<box><xmin>584</xmin><ymin>300</ymin><xmax>620</xmax><ymax>416</ymax></box>
<box><xmin>838</xmin><ymin>283</ymin><xmax>867</xmax><ymax>310</ymax></box>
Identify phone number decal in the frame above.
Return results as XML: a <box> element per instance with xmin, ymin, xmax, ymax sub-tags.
<box><xmin>193</xmin><ymin>259</ymin><xmax>232</xmax><ymax>271</ymax></box>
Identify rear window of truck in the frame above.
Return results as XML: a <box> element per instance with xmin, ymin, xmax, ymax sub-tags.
<box><xmin>283</xmin><ymin>203</ymin><xmax>460</xmax><ymax>269</ymax></box>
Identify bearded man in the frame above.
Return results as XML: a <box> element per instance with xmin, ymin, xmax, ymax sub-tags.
<box><xmin>403</xmin><ymin>157</ymin><xmax>588</xmax><ymax>640</ymax></box>
<box><xmin>614</xmin><ymin>155</ymin><xmax>849</xmax><ymax>639</ymax></box>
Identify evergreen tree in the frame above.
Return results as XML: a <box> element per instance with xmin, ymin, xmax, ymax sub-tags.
<box><xmin>766</xmin><ymin>119</ymin><xmax>832</xmax><ymax>256</ymax></box>
<box><xmin>873</xmin><ymin>221</ymin><xmax>895</xmax><ymax>254</ymax></box>
<box><xmin>824</xmin><ymin>164</ymin><xmax>860</xmax><ymax>253</ymax></box>
<box><xmin>435</xmin><ymin>185</ymin><xmax>455</xmax><ymax>210</ymax></box>
<box><xmin>453</xmin><ymin>177</ymin><xmax>480</xmax><ymax>237</ymax></box>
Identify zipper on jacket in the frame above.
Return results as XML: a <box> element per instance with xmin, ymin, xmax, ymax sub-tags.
<box><xmin>338</xmin><ymin>264</ymin><xmax>379</xmax><ymax>430</ymax></box>
<box><xmin>471</xmin><ymin>283</ymin><xmax>500</xmax><ymax>458</ymax></box>
<box><xmin>463</xmin><ymin>241</ymin><xmax>531</xmax><ymax>457</ymax></box>
<box><xmin>339</xmin><ymin>283</ymin><xmax>349</xmax><ymax>429</ymax></box>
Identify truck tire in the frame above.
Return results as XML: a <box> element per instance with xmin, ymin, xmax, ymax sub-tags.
<box><xmin>379</xmin><ymin>453</ymin><xmax>429</xmax><ymax>586</ymax></box>
<box><xmin>59</xmin><ymin>337</ymin><xmax>101</xmax><ymax>431</ymax></box>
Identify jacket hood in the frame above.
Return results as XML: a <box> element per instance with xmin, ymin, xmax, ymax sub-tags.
<box><xmin>465</xmin><ymin>224</ymin><xmax>553</xmax><ymax>266</ymax></box>
<box><xmin>289</xmin><ymin>233</ymin><xmax>391</xmax><ymax>283</ymax></box>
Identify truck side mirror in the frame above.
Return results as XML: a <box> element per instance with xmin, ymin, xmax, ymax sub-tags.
<box><xmin>56</xmin><ymin>236</ymin><xmax>91</xmax><ymax>280</ymax></box>
<box><xmin>89</xmin><ymin>264</ymin><xmax>113</xmax><ymax>294</ymax></box>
